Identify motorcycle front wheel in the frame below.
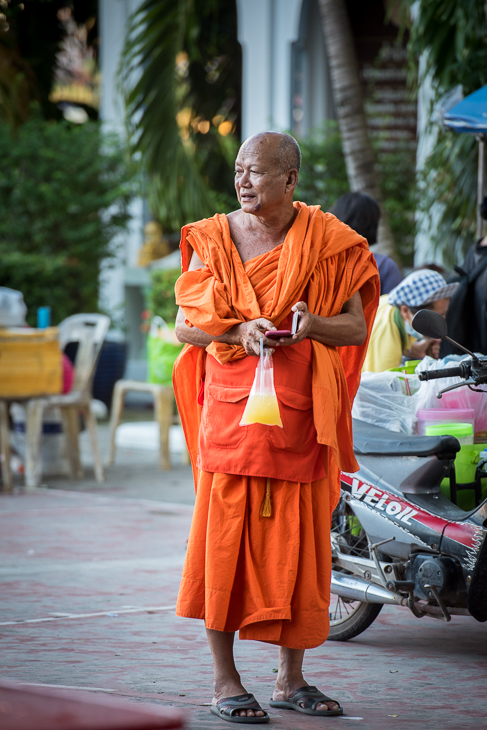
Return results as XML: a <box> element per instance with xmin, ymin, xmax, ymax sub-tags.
<box><xmin>328</xmin><ymin>494</ymin><xmax>383</xmax><ymax>641</ymax></box>
<box><xmin>328</xmin><ymin>592</ymin><xmax>383</xmax><ymax>641</ymax></box>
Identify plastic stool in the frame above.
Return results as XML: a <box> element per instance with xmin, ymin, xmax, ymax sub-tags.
<box><xmin>108</xmin><ymin>380</ymin><xmax>189</xmax><ymax>470</ymax></box>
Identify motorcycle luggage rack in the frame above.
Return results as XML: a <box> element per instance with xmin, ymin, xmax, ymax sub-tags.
<box><xmin>448</xmin><ymin>460</ymin><xmax>486</xmax><ymax>508</ymax></box>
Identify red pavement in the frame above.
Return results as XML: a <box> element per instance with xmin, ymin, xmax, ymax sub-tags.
<box><xmin>0</xmin><ymin>679</ymin><xmax>183</xmax><ymax>730</ymax></box>
<box><xmin>1</xmin><ymin>487</ymin><xmax>487</xmax><ymax>729</ymax></box>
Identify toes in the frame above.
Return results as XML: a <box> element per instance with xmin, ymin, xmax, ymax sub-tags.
<box><xmin>316</xmin><ymin>701</ymin><xmax>339</xmax><ymax>712</ymax></box>
<box><xmin>235</xmin><ymin>707</ymin><xmax>266</xmax><ymax>717</ymax></box>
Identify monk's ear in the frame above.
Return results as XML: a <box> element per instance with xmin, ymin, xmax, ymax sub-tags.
<box><xmin>285</xmin><ymin>169</ymin><xmax>298</xmax><ymax>193</ymax></box>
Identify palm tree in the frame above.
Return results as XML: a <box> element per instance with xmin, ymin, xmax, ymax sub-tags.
<box><xmin>399</xmin><ymin>0</ymin><xmax>487</xmax><ymax>262</ymax></box>
<box><xmin>119</xmin><ymin>0</ymin><xmax>241</xmax><ymax>231</ymax></box>
<box><xmin>317</xmin><ymin>0</ymin><xmax>398</xmax><ymax>260</ymax></box>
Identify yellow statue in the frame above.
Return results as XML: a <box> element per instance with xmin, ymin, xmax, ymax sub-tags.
<box><xmin>138</xmin><ymin>221</ymin><xmax>171</xmax><ymax>266</ymax></box>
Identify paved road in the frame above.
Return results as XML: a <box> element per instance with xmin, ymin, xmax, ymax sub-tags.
<box><xmin>1</xmin><ymin>425</ymin><xmax>487</xmax><ymax>728</ymax></box>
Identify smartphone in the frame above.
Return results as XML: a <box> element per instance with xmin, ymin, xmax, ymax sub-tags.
<box><xmin>265</xmin><ymin>311</ymin><xmax>300</xmax><ymax>340</ymax></box>
<box><xmin>265</xmin><ymin>329</ymin><xmax>292</xmax><ymax>339</ymax></box>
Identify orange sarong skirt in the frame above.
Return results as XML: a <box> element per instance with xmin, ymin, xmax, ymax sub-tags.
<box><xmin>176</xmin><ymin>451</ymin><xmax>339</xmax><ymax>650</ymax></box>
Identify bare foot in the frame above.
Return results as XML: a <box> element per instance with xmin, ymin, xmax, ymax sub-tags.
<box><xmin>273</xmin><ymin>675</ymin><xmax>340</xmax><ymax>713</ymax></box>
<box><xmin>213</xmin><ymin>675</ymin><xmax>265</xmax><ymax>718</ymax></box>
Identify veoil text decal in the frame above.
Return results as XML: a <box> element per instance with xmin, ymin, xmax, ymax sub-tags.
<box><xmin>342</xmin><ymin>474</ymin><xmax>419</xmax><ymax>526</ymax></box>
<box><xmin>341</xmin><ymin>473</ymin><xmax>484</xmax><ymax>551</ymax></box>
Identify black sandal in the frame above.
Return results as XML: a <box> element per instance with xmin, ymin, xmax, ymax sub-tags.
<box><xmin>210</xmin><ymin>693</ymin><xmax>270</xmax><ymax>724</ymax></box>
<box><xmin>269</xmin><ymin>685</ymin><xmax>343</xmax><ymax>716</ymax></box>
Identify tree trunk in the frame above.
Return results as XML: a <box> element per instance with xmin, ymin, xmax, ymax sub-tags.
<box><xmin>317</xmin><ymin>0</ymin><xmax>398</xmax><ymax>261</ymax></box>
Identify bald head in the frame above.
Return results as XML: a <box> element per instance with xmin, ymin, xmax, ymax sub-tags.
<box><xmin>241</xmin><ymin>131</ymin><xmax>301</xmax><ymax>174</ymax></box>
<box><xmin>234</xmin><ymin>131</ymin><xmax>300</xmax><ymax>216</ymax></box>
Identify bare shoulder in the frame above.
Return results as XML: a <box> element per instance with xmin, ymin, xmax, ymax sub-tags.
<box><xmin>226</xmin><ymin>209</ymin><xmax>244</xmax><ymax>233</ymax></box>
<box><xmin>188</xmin><ymin>248</ymin><xmax>205</xmax><ymax>270</ymax></box>
<box><xmin>226</xmin><ymin>209</ymin><xmax>248</xmax><ymax>248</ymax></box>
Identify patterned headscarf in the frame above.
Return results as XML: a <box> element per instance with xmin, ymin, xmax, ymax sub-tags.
<box><xmin>388</xmin><ymin>270</ymin><xmax>458</xmax><ymax>307</ymax></box>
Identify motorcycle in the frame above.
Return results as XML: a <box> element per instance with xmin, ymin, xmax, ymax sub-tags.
<box><xmin>329</xmin><ymin>309</ymin><xmax>487</xmax><ymax>640</ymax></box>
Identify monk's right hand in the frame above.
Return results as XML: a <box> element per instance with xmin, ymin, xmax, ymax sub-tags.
<box><xmin>231</xmin><ymin>319</ymin><xmax>276</xmax><ymax>356</ymax></box>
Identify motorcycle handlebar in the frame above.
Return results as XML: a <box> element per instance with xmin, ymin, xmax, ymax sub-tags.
<box><xmin>418</xmin><ymin>365</ymin><xmax>467</xmax><ymax>382</ymax></box>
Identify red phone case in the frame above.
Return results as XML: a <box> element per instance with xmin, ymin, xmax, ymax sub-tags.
<box><xmin>265</xmin><ymin>330</ymin><xmax>293</xmax><ymax>339</ymax></box>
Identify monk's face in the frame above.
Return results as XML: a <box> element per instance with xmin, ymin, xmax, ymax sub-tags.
<box><xmin>234</xmin><ymin>137</ymin><xmax>295</xmax><ymax>215</ymax></box>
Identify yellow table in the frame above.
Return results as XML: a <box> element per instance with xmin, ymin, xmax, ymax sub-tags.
<box><xmin>0</xmin><ymin>328</ymin><xmax>62</xmax><ymax>492</ymax></box>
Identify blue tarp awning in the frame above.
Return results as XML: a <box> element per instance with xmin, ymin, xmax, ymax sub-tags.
<box><xmin>443</xmin><ymin>85</ymin><xmax>487</xmax><ymax>134</ymax></box>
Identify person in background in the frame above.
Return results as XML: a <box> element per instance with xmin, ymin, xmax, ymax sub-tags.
<box><xmin>417</xmin><ymin>263</ymin><xmax>448</xmax><ymax>278</ymax></box>
<box><xmin>363</xmin><ymin>269</ymin><xmax>459</xmax><ymax>372</ymax></box>
<box><xmin>441</xmin><ymin>196</ymin><xmax>487</xmax><ymax>356</ymax></box>
<box><xmin>330</xmin><ymin>192</ymin><xmax>403</xmax><ymax>294</ymax></box>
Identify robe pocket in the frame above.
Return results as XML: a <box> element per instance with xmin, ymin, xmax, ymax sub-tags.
<box><xmin>204</xmin><ymin>383</ymin><xmax>249</xmax><ymax>449</ymax></box>
<box><xmin>268</xmin><ymin>386</ymin><xmax>317</xmax><ymax>455</ymax></box>
<box><xmin>279</xmin><ymin>340</ymin><xmax>312</xmax><ymax>367</ymax></box>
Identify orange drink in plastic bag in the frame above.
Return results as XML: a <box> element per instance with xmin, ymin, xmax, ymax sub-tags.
<box><xmin>240</xmin><ymin>394</ymin><xmax>282</xmax><ymax>426</ymax></box>
<box><xmin>240</xmin><ymin>341</ymin><xmax>283</xmax><ymax>427</ymax></box>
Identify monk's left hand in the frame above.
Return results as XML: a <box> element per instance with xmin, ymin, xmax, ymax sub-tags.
<box><xmin>275</xmin><ymin>301</ymin><xmax>313</xmax><ymax>346</ymax></box>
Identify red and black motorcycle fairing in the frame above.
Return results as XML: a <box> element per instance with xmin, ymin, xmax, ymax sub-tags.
<box><xmin>329</xmin><ymin>311</ymin><xmax>487</xmax><ymax>634</ymax></box>
<box><xmin>340</xmin><ymin>470</ymin><xmax>487</xmax><ymax>620</ymax></box>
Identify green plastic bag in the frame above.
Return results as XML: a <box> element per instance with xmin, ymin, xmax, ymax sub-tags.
<box><xmin>147</xmin><ymin>317</ymin><xmax>183</xmax><ymax>386</ymax></box>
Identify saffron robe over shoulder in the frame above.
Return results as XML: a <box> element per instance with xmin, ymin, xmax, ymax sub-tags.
<box><xmin>174</xmin><ymin>202</ymin><xmax>380</xmax><ymax>475</ymax></box>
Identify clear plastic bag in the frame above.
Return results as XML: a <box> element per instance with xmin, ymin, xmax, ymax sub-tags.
<box><xmin>240</xmin><ymin>341</ymin><xmax>283</xmax><ymax>427</ymax></box>
<box><xmin>353</xmin><ymin>357</ymin><xmax>487</xmax><ymax>435</ymax></box>
<box><xmin>352</xmin><ymin>371</ymin><xmax>422</xmax><ymax>434</ymax></box>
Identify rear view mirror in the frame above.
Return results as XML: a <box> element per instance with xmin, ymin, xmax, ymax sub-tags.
<box><xmin>412</xmin><ymin>309</ymin><xmax>478</xmax><ymax>360</ymax></box>
<box><xmin>412</xmin><ymin>310</ymin><xmax>448</xmax><ymax>339</ymax></box>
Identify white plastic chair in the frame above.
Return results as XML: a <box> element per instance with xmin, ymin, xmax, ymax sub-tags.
<box><xmin>23</xmin><ymin>314</ymin><xmax>110</xmax><ymax>488</ymax></box>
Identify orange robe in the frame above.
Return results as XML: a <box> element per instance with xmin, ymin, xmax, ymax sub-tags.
<box><xmin>174</xmin><ymin>203</ymin><xmax>379</xmax><ymax>649</ymax></box>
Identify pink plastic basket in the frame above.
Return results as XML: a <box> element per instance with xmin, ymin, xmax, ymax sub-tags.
<box><xmin>416</xmin><ymin>408</ymin><xmax>475</xmax><ymax>436</ymax></box>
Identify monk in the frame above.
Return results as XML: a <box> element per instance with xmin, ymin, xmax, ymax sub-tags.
<box><xmin>173</xmin><ymin>131</ymin><xmax>379</xmax><ymax>723</ymax></box>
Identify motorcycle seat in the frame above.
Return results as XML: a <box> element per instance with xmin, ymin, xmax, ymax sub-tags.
<box><xmin>352</xmin><ymin>419</ymin><xmax>460</xmax><ymax>458</ymax></box>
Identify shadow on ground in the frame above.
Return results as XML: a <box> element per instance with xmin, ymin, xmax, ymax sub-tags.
<box><xmin>1</xmin><ymin>419</ymin><xmax>487</xmax><ymax>729</ymax></box>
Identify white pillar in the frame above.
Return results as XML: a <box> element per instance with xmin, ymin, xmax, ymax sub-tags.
<box><xmin>272</xmin><ymin>0</ymin><xmax>303</xmax><ymax>131</ymax></box>
<box><xmin>237</xmin><ymin>0</ymin><xmax>302</xmax><ymax>139</ymax></box>
<box><xmin>99</xmin><ymin>0</ymin><xmax>145</xmax><ymax>347</ymax></box>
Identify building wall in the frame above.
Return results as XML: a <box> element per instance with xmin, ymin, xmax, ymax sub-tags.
<box><xmin>99</xmin><ymin>0</ymin><xmax>147</xmax><ymax>364</ymax></box>
<box><xmin>236</xmin><ymin>0</ymin><xmax>332</xmax><ymax>139</ymax></box>
<box><xmin>291</xmin><ymin>0</ymin><xmax>335</xmax><ymax>137</ymax></box>
<box><xmin>237</xmin><ymin>0</ymin><xmax>302</xmax><ymax>139</ymax></box>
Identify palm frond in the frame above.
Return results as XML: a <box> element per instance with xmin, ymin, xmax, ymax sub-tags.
<box><xmin>118</xmin><ymin>0</ymin><xmax>240</xmax><ymax>230</ymax></box>
<box><xmin>419</xmin><ymin>131</ymin><xmax>477</xmax><ymax>264</ymax></box>
<box><xmin>119</xmin><ymin>0</ymin><xmax>214</xmax><ymax>228</ymax></box>
<box><xmin>397</xmin><ymin>0</ymin><xmax>487</xmax><ymax>260</ymax></box>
